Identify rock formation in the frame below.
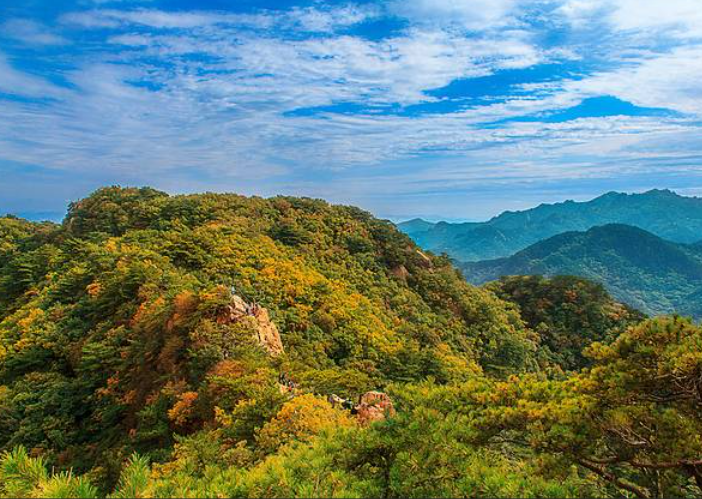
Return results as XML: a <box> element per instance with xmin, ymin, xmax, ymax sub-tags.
<box><xmin>219</xmin><ymin>294</ymin><xmax>284</xmax><ymax>356</ymax></box>
<box><xmin>355</xmin><ymin>391</ymin><xmax>395</xmax><ymax>426</ymax></box>
<box><xmin>253</xmin><ymin>306</ymin><xmax>284</xmax><ymax>356</ymax></box>
<box><xmin>416</xmin><ymin>249</ymin><xmax>433</xmax><ymax>268</ymax></box>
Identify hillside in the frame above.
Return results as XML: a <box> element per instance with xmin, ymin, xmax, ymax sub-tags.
<box><xmin>1</xmin><ymin>188</ymin><xmax>702</xmax><ymax>499</ymax></box>
<box><xmin>0</xmin><ymin>187</ymin><xmax>537</xmax><ymax>479</ymax></box>
<box><xmin>399</xmin><ymin>189</ymin><xmax>702</xmax><ymax>261</ymax></box>
<box><xmin>486</xmin><ymin>275</ymin><xmax>644</xmax><ymax>371</ymax></box>
<box><xmin>460</xmin><ymin>224</ymin><xmax>702</xmax><ymax>317</ymax></box>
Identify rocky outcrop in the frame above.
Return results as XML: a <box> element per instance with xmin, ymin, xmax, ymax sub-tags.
<box><xmin>219</xmin><ymin>294</ymin><xmax>284</xmax><ymax>356</ymax></box>
<box><xmin>355</xmin><ymin>391</ymin><xmax>395</xmax><ymax>426</ymax></box>
<box><xmin>390</xmin><ymin>265</ymin><xmax>410</xmax><ymax>282</ymax></box>
<box><xmin>253</xmin><ymin>307</ymin><xmax>284</xmax><ymax>356</ymax></box>
<box><xmin>416</xmin><ymin>250</ymin><xmax>433</xmax><ymax>269</ymax></box>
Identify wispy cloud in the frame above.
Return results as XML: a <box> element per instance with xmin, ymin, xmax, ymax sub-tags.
<box><xmin>572</xmin><ymin>46</ymin><xmax>702</xmax><ymax>114</ymax></box>
<box><xmin>560</xmin><ymin>0</ymin><xmax>702</xmax><ymax>37</ymax></box>
<box><xmin>1</xmin><ymin>19</ymin><xmax>68</xmax><ymax>45</ymax></box>
<box><xmin>1</xmin><ymin>0</ymin><xmax>702</xmax><ymax>218</ymax></box>
<box><xmin>0</xmin><ymin>53</ymin><xmax>68</xmax><ymax>98</ymax></box>
<box><xmin>390</xmin><ymin>0</ymin><xmax>520</xmax><ymax>30</ymax></box>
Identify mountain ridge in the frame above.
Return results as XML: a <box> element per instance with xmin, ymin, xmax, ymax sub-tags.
<box><xmin>399</xmin><ymin>189</ymin><xmax>702</xmax><ymax>261</ymax></box>
<box><xmin>2</xmin><ymin>188</ymin><xmax>702</xmax><ymax>499</ymax></box>
<box><xmin>459</xmin><ymin>223</ymin><xmax>702</xmax><ymax>317</ymax></box>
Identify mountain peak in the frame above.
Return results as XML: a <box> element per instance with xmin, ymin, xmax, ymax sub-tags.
<box><xmin>642</xmin><ymin>188</ymin><xmax>679</xmax><ymax>198</ymax></box>
<box><xmin>460</xmin><ymin>223</ymin><xmax>702</xmax><ymax>317</ymax></box>
<box><xmin>395</xmin><ymin>218</ymin><xmax>436</xmax><ymax>237</ymax></box>
<box><xmin>595</xmin><ymin>191</ymin><xmax>626</xmax><ymax>200</ymax></box>
<box><xmin>399</xmin><ymin>188</ymin><xmax>702</xmax><ymax>262</ymax></box>
<box><xmin>595</xmin><ymin>189</ymin><xmax>680</xmax><ymax>201</ymax></box>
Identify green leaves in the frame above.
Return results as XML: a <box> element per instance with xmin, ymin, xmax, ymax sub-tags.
<box><xmin>488</xmin><ymin>275</ymin><xmax>644</xmax><ymax>371</ymax></box>
<box><xmin>110</xmin><ymin>454</ymin><xmax>150</xmax><ymax>499</ymax></box>
<box><xmin>2</xmin><ymin>187</ymin><xmax>701</xmax><ymax>498</ymax></box>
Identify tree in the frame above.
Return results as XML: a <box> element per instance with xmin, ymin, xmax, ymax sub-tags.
<box><xmin>462</xmin><ymin>317</ymin><xmax>702</xmax><ymax>498</ymax></box>
<box><xmin>256</xmin><ymin>394</ymin><xmax>355</xmax><ymax>454</ymax></box>
<box><xmin>488</xmin><ymin>275</ymin><xmax>645</xmax><ymax>370</ymax></box>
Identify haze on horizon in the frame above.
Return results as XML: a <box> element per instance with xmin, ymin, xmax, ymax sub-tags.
<box><xmin>2</xmin><ymin>0</ymin><xmax>702</xmax><ymax>221</ymax></box>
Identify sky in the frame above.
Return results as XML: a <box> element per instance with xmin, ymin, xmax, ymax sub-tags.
<box><xmin>2</xmin><ymin>0</ymin><xmax>702</xmax><ymax>222</ymax></box>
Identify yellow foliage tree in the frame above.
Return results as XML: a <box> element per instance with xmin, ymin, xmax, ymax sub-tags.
<box><xmin>256</xmin><ymin>394</ymin><xmax>356</xmax><ymax>454</ymax></box>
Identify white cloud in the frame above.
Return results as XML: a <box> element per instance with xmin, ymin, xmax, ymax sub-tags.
<box><xmin>59</xmin><ymin>11</ymin><xmax>123</xmax><ymax>28</ymax></box>
<box><xmin>559</xmin><ymin>0</ymin><xmax>702</xmax><ymax>37</ymax></box>
<box><xmin>61</xmin><ymin>5</ymin><xmax>377</xmax><ymax>32</ymax></box>
<box><xmin>61</xmin><ymin>9</ymin><xmax>230</xmax><ymax>29</ymax></box>
<box><xmin>4</xmin><ymin>1</ymin><xmax>702</xmax><ymax>210</ymax></box>
<box><xmin>611</xmin><ymin>0</ymin><xmax>702</xmax><ymax>37</ymax></box>
<box><xmin>391</xmin><ymin>0</ymin><xmax>520</xmax><ymax>30</ymax></box>
<box><xmin>284</xmin><ymin>5</ymin><xmax>379</xmax><ymax>33</ymax></box>
<box><xmin>571</xmin><ymin>46</ymin><xmax>702</xmax><ymax>114</ymax></box>
<box><xmin>0</xmin><ymin>53</ymin><xmax>67</xmax><ymax>98</ymax></box>
<box><xmin>1</xmin><ymin>19</ymin><xmax>68</xmax><ymax>45</ymax></box>
<box><xmin>97</xmin><ymin>13</ymin><xmax>541</xmax><ymax>107</ymax></box>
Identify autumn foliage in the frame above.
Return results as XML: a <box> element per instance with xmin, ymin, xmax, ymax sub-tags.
<box><xmin>0</xmin><ymin>187</ymin><xmax>700</xmax><ymax>498</ymax></box>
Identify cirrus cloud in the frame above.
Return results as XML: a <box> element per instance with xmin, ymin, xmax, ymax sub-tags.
<box><xmin>1</xmin><ymin>0</ymin><xmax>702</xmax><ymax>218</ymax></box>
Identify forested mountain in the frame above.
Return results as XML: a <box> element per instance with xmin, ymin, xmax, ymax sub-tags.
<box><xmin>461</xmin><ymin>224</ymin><xmax>702</xmax><ymax>317</ymax></box>
<box><xmin>486</xmin><ymin>275</ymin><xmax>645</xmax><ymax>371</ymax></box>
<box><xmin>394</xmin><ymin>218</ymin><xmax>437</xmax><ymax>235</ymax></box>
<box><xmin>399</xmin><ymin>189</ymin><xmax>702</xmax><ymax>261</ymax></box>
<box><xmin>1</xmin><ymin>188</ymin><xmax>701</xmax><ymax>499</ymax></box>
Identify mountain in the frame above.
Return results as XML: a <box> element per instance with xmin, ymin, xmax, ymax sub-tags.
<box><xmin>394</xmin><ymin>217</ymin><xmax>437</xmax><ymax>236</ymax></box>
<box><xmin>0</xmin><ymin>186</ymin><xmax>536</xmax><ymax>480</ymax></box>
<box><xmin>398</xmin><ymin>189</ymin><xmax>702</xmax><ymax>262</ymax></box>
<box><xmin>486</xmin><ymin>275</ymin><xmax>644</xmax><ymax>371</ymax></box>
<box><xmin>2</xmin><ymin>188</ymin><xmax>702</xmax><ymax>499</ymax></box>
<box><xmin>460</xmin><ymin>224</ymin><xmax>702</xmax><ymax>317</ymax></box>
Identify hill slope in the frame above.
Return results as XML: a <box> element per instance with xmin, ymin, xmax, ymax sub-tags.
<box><xmin>399</xmin><ymin>189</ymin><xmax>702</xmax><ymax>261</ymax></box>
<box><xmin>460</xmin><ymin>224</ymin><xmax>702</xmax><ymax>317</ymax></box>
<box><xmin>486</xmin><ymin>275</ymin><xmax>644</xmax><ymax>371</ymax></box>
<box><xmin>2</xmin><ymin>189</ymin><xmax>702</xmax><ymax>499</ymax></box>
<box><xmin>0</xmin><ymin>186</ymin><xmax>537</xmax><ymax>478</ymax></box>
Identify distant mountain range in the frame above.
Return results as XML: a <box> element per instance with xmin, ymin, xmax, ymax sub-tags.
<box><xmin>459</xmin><ymin>224</ymin><xmax>702</xmax><ymax>317</ymax></box>
<box><xmin>399</xmin><ymin>189</ymin><xmax>702</xmax><ymax>262</ymax></box>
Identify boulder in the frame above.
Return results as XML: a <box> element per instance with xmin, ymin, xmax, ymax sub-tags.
<box><xmin>355</xmin><ymin>391</ymin><xmax>395</xmax><ymax>426</ymax></box>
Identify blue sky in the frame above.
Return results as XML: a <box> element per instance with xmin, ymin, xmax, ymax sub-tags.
<box><xmin>2</xmin><ymin>0</ymin><xmax>702</xmax><ymax>221</ymax></box>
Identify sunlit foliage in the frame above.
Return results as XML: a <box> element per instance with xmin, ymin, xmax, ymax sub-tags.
<box><xmin>1</xmin><ymin>188</ymin><xmax>700</xmax><ymax>498</ymax></box>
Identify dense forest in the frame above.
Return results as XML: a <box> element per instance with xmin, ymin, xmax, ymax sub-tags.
<box><xmin>461</xmin><ymin>224</ymin><xmax>702</xmax><ymax>317</ymax></box>
<box><xmin>1</xmin><ymin>187</ymin><xmax>701</xmax><ymax>498</ymax></box>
